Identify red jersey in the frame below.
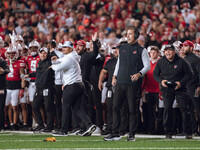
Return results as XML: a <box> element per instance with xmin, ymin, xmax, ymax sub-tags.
<box><xmin>6</xmin><ymin>59</ymin><xmax>26</xmax><ymax>81</ymax></box>
<box><xmin>142</xmin><ymin>59</ymin><xmax>160</xmax><ymax>93</ymax></box>
<box><xmin>25</xmin><ymin>55</ymin><xmax>40</xmax><ymax>81</ymax></box>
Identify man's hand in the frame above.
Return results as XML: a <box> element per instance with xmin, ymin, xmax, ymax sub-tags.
<box><xmin>175</xmin><ymin>81</ymin><xmax>181</xmax><ymax>90</ymax></box>
<box><xmin>98</xmin><ymin>82</ymin><xmax>103</xmax><ymax>91</ymax></box>
<box><xmin>62</xmin><ymin>85</ymin><xmax>65</xmax><ymax>91</ymax></box>
<box><xmin>0</xmin><ymin>67</ymin><xmax>4</xmax><ymax>74</ymax></box>
<box><xmin>161</xmin><ymin>80</ymin><xmax>168</xmax><ymax>87</ymax></box>
<box><xmin>112</xmin><ymin>76</ymin><xmax>117</xmax><ymax>86</ymax></box>
<box><xmin>51</xmin><ymin>56</ymin><xmax>58</xmax><ymax>61</ymax></box>
<box><xmin>130</xmin><ymin>73</ymin><xmax>141</xmax><ymax>81</ymax></box>
<box><xmin>91</xmin><ymin>32</ymin><xmax>98</xmax><ymax>42</ymax></box>
<box><xmin>195</xmin><ymin>87</ymin><xmax>200</xmax><ymax>96</ymax></box>
<box><xmin>24</xmin><ymin>74</ymin><xmax>29</xmax><ymax>78</ymax></box>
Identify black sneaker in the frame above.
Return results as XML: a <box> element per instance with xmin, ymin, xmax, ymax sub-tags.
<box><xmin>82</xmin><ymin>125</ymin><xmax>96</xmax><ymax>136</ymax></box>
<box><xmin>33</xmin><ymin>125</ymin><xmax>44</xmax><ymax>133</ymax></box>
<box><xmin>41</xmin><ymin>128</ymin><xmax>52</xmax><ymax>134</ymax></box>
<box><xmin>104</xmin><ymin>134</ymin><xmax>121</xmax><ymax>141</ymax></box>
<box><xmin>77</xmin><ymin>129</ymin><xmax>86</xmax><ymax>136</ymax></box>
<box><xmin>68</xmin><ymin>128</ymin><xmax>81</xmax><ymax>135</ymax></box>
<box><xmin>126</xmin><ymin>135</ymin><xmax>136</xmax><ymax>141</ymax></box>
<box><xmin>52</xmin><ymin>131</ymin><xmax>68</xmax><ymax>136</ymax></box>
<box><xmin>11</xmin><ymin>124</ymin><xmax>19</xmax><ymax>131</ymax></box>
<box><xmin>185</xmin><ymin>134</ymin><xmax>193</xmax><ymax>139</ymax></box>
<box><xmin>165</xmin><ymin>134</ymin><xmax>172</xmax><ymax>139</ymax></box>
<box><xmin>22</xmin><ymin>125</ymin><xmax>29</xmax><ymax>131</ymax></box>
<box><xmin>101</xmin><ymin>130</ymin><xmax>111</xmax><ymax>136</ymax></box>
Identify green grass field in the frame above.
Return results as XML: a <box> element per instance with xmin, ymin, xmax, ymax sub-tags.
<box><xmin>1</xmin><ymin>132</ymin><xmax>200</xmax><ymax>150</ymax></box>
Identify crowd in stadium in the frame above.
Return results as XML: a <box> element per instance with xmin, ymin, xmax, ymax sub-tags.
<box><xmin>0</xmin><ymin>0</ymin><xmax>200</xmax><ymax>141</ymax></box>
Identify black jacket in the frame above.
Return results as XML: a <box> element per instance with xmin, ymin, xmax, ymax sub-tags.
<box><xmin>153</xmin><ymin>54</ymin><xmax>193</xmax><ymax>92</ymax></box>
<box><xmin>79</xmin><ymin>41</ymin><xmax>99</xmax><ymax>83</ymax></box>
<box><xmin>184</xmin><ymin>52</ymin><xmax>200</xmax><ymax>88</ymax></box>
<box><xmin>0</xmin><ymin>58</ymin><xmax>9</xmax><ymax>89</ymax></box>
<box><xmin>35</xmin><ymin>58</ymin><xmax>55</xmax><ymax>89</ymax></box>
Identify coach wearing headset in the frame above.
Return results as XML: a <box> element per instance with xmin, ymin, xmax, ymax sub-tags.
<box><xmin>104</xmin><ymin>26</ymin><xmax>150</xmax><ymax>141</ymax></box>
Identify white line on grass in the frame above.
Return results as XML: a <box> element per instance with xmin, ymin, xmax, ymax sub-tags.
<box><xmin>2</xmin><ymin>148</ymin><xmax>200</xmax><ymax>150</ymax></box>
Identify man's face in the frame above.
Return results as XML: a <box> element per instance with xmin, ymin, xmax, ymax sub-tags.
<box><xmin>39</xmin><ymin>51</ymin><xmax>48</xmax><ymax>60</ymax></box>
<box><xmin>75</xmin><ymin>44</ymin><xmax>85</xmax><ymax>55</ymax></box>
<box><xmin>62</xmin><ymin>47</ymin><xmax>73</xmax><ymax>55</ymax></box>
<box><xmin>150</xmin><ymin>50</ymin><xmax>159</xmax><ymax>59</ymax></box>
<box><xmin>7</xmin><ymin>51</ymin><xmax>17</xmax><ymax>60</ymax></box>
<box><xmin>164</xmin><ymin>49</ymin><xmax>175</xmax><ymax>61</ymax></box>
<box><xmin>30</xmin><ymin>46</ymin><xmax>38</xmax><ymax>52</ymax></box>
<box><xmin>182</xmin><ymin>45</ymin><xmax>191</xmax><ymax>55</ymax></box>
<box><xmin>127</xmin><ymin>29</ymin><xmax>135</xmax><ymax>44</ymax></box>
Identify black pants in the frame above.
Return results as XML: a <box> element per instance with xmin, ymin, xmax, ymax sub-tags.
<box><xmin>54</xmin><ymin>85</ymin><xmax>62</xmax><ymax>128</ymax></box>
<box><xmin>91</xmin><ymin>86</ymin><xmax>103</xmax><ymax>128</ymax></box>
<box><xmin>162</xmin><ymin>91</ymin><xmax>192</xmax><ymax>135</ymax></box>
<box><xmin>145</xmin><ymin>92</ymin><xmax>159</xmax><ymax>133</ymax></box>
<box><xmin>61</xmin><ymin>82</ymin><xmax>92</xmax><ymax>133</ymax></box>
<box><xmin>33</xmin><ymin>87</ymin><xmax>55</xmax><ymax>129</ymax></box>
<box><xmin>71</xmin><ymin>81</ymin><xmax>92</xmax><ymax>130</ymax></box>
<box><xmin>112</xmin><ymin>84</ymin><xmax>139</xmax><ymax>136</ymax></box>
<box><xmin>0</xmin><ymin>89</ymin><xmax>6</xmax><ymax>129</ymax></box>
<box><xmin>188</xmin><ymin>87</ymin><xmax>200</xmax><ymax>133</ymax></box>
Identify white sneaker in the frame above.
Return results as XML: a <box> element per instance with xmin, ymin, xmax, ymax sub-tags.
<box><xmin>92</xmin><ymin>127</ymin><xmax>101</xmax><ymax>135</ymax></box>
<box><xmin>82</xmin><ymin>125</ymin><xmax>96</xmax><ymax>136</ymax></box>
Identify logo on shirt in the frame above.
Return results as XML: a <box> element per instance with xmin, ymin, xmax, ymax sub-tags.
<box><xmin>14</xmin><ymin>65</ymin><xmax>17</xmax><ymax>67</ymax></box>
<box><xmin>174</xmin><ymin>65</ymin><xmax>177</xmax><ymax>69</ymax></box>
<box><xmin>133</xmin><ymin>51</ymin><xmax>137</xmax><ymax>54</ymax></box>
<box><xmin>123</xmin><ymin>50</ymin><xmax>126</xmax><ymax>53</ymax></box>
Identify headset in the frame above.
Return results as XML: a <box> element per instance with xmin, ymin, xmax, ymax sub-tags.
<box><xmin>127</xmin><ymin>26</ymin><xmax>140</xmax><ymax>40</ymax></box>
<box><xmin>134</xmin><ymin>27</ymin><xmax>140</xmax><ymax>40</ymax></box>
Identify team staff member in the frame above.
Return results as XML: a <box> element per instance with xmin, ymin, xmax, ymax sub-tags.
<box><xmin>0</xmin><ymin>54</ymin><xmax>9</xmax><ymax>131</ymax></box>
<box><xmin>104</xmin><ymin>26</ymin><xmax>150</xmax><ymax>141</ymax></box>
<box><xmin>153</xmin><ymin>44</ymin><xmax>193</xmax><ymax>139</ymax></box>
<box><xmin>33</xmin><ymin>47</ymin><xmax>55</xmax><ymax>133</ymax></box>
<box><xmin>51</xmin><ymin>41</ymin><xmax>96</xmax><ymax>136</ymax></box>
<box><xmin>142</xmin><ymin>46</ymin><xmax>160</xmax><ymax>134</ymax></box>
<box><xmin>182</xmin><ymin>40</ymin><xmax>200</xmax><ymax>135</ymax></box>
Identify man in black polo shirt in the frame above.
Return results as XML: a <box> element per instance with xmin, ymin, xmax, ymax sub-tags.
<box><xmin>104</xmin><ymin>26</ymin><xmax>150</xmax><ymax>141</ymax></box>
<box><xmin>153</xmin><ymin>44</ymin><xmax>193</xmax><ymax>139</ymax></box>
<box><xmin>182</xmin><ymin>40</ymin><xmax>200</xmax><ymax>135</ymax></box>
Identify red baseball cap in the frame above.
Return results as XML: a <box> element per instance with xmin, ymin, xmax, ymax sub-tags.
<box><xmin>181</xmin><ymin>40</ymin><xmax>194</xmax><ymax>48</ymax></box>
<box><xmin>77</xmin><ymin>40</ymin><xmax>86</xmax><ymax>47</ymax></box>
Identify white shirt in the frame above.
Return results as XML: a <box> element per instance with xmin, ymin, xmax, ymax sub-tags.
<box><xmin>54</xmin><ymin>49</ymin><xmax>64</xmax><ymax>85</ymax></box>
<box><xmin>52</xmin><ymin>51</ymin><xmax>82</xmax><ymax>86</ymax></box>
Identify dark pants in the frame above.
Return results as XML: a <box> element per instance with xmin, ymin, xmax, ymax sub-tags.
<box><xmin>91</xmin><ymin>86</ymin><xmax>103</xmax><ymax>128</ymax></box>
<box><xmin>61</xmin><ymin>82</ymin><xmax>92</xmax><ymax>133</ymax></box>
<box><xmin>162</xmin><ymin>91</ymin><xmax>192</xmax><ymax>135</ymax></box>
<box><xmin>33</xmin><ymin>87</ymin><xmax>55</xmax><ymax>129</ymax></box>
<box><xmin>112</xmin><ymin>84</ymin><xmax>139</xmax><ymax>136</ymax></box>
<box><xmin>188</xmin><ymin>87</ymin><xmax>200</xmax><ymax>133</ymax></box>
<box><xmin>0</xmin><ymin>89</ymin><xmax>6</xmax><ymax>129</ymax></box>
<box><xmin>54</xmin><ymin>85</ymin><xmax>62</xmax><ymax>128</ymax></box>
<box><xmin>71</xmin><ymin>81</ymin><xmax>92</xmax><ymax>130</ymax></box>
<box><xmin>145</xmin><ymin>92</ymin><xmax>159</xmax><ymax>133</ymax></box>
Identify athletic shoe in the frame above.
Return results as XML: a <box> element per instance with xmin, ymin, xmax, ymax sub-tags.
<box><xmin>41</xmin><ymin>128</ymin><xmax>53</xmax><ymax>134</ymax></box>
<box><xmin>126</xmin><ymin>135</ymin><xmax>136</xmax><ymax>141</ymax></box>
<box><xmin>185</xmin><ymin>134</ymin><xmax>193</xmax><ymax>139</ymax></box>
<box><xmin>104</xmin><ymin>134</ymin><xmax>121</xmax><ymax>141</ymax></box>
<box><xmin>52</xmin><ymin>131</ymin><xmax>68</xmax><ymax>136</ymax></box>
<box><xmin>101</xmin><ymin>130</ymin><xmax>111</xmax><ymax>136</ymax></box>
<box><xmin>33</xmin><ymin>125</ymin><xmax>44</xmax><ymax>133</ymax></box>
<box><xmin>77</xmin><ymin>129</ymin><xmax>86</xmax><ymax>136</ymax></box>
<box><xmin>165</xmin><ymin>134</ymin><xmax>172</xmax><ymax>139</ymax></box>
<box><xmin>68</xmin><ymin>128</ymin><xmax>81</xmax><ymax>135</ymax></box>
<box><xmin>92</xmin><ymin>127</ymin><xmax>101</xmax><ymax>135</ymax></box>
<box><xmin>82</xmin><ymin>125</ymin><xmax>96</xmax><ymax>136</ymax></box>
<box><xmin>21</xmin><ymin>125</ymin><xmax>29</xmax><ymax>131</ymax></box>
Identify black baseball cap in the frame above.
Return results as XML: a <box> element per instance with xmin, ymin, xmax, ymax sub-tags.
<box><xmin>164</xmin><ymin>44</ymin><xmax>175</xmax><ymax>51</ymax></box>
